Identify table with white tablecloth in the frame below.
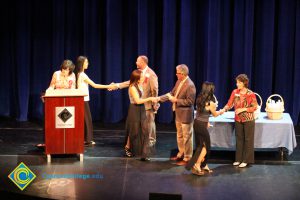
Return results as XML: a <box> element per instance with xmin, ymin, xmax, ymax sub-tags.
<box><xmin>208</xmin><ymin>111</ymin><xmax>297</xmax><ymax>155</ymax></box>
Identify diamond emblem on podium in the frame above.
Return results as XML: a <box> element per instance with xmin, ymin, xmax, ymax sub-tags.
<box><xmin>58</xmin><ymin>108</ymin><xmax>72</xmax><ymax>123</ymax></box>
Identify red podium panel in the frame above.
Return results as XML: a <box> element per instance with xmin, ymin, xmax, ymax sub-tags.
<box><xmin>44</xmin><ymin>95</ymin><xmax>84</xmax><ymax>161</ymax></box>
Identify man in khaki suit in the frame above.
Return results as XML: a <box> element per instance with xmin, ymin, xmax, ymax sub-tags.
<box><xmin>111</xmin><ymin>55</ymin><xmax>159</xmax><ymax>148</ymax></box>
<box><xmin>159</xmin><ymin>64</ymin><xmax>196</xmax><ymax>166</ymax></box>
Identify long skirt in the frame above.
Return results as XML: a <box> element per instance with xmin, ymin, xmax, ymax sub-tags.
<box><xmin>125</xmin><ymin>104</ymin><xmax>153</xmax><ymax>158</ymax></box>
<box><xmin>186</xmin><ymin>119</ymin><xmax>211</xmax><ymax>170</ymax></box>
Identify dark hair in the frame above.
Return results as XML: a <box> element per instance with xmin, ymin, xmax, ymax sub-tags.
<box><xmin>196</xmin><ymin>82</ymin><xmax>215</xmax><ymax>112</ymax></box>
<box><xmin>236</xmin><ymin>74</ymin><xmax>249</xmax><ymax>88</ymax></box>
<box><xmin>60</xmin><ymin>60</ymin><xmax>74</xmax><ymax>75</ymax></box>
<box><xmin>129</xmin><ymin>69</ymin><xmax>142</xmax><ymax>97</ymax></box>
<box><xmin>75</xmin><ymin>56</ymin><xmax>87</xmax><ymax>73</ymax></box>
<box><xmin>75</xmin><ymin>56</ymin><xmax>88</xmax><ymax>88</ymax></box>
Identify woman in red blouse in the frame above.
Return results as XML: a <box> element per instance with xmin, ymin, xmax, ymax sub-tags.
<box><xmin>221</xmin><ymin>74</ymin><xmax>257</xmax><ymax>168</ymax></box>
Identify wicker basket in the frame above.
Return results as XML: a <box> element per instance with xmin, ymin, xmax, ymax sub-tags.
<box><xmin>253</xmin><ymin>92</ymin><xmax>262</xmax><ymax>119</ymax></box>
<box><xmin>265</xmin><ymin>94</ymin><xmax>284</xmax><ymax>120</ymax></box>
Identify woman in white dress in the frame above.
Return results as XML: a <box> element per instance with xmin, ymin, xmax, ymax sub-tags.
<box><xmin>75</xmin><ymin>56</ymin><xmax>114</xmax><ymax>146</ymax></box>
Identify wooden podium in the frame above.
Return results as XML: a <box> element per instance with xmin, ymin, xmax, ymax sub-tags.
<box><xmin>44</xmin><ymin>89</ymin><xmax>87</xmax><ymax>163</ymax></box>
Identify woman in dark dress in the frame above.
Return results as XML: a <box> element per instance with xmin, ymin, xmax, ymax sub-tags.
<box><xmin>124</xmin><ymin>69</ymin><xmax>156</xmax><ymax>161</ymax></box>
<box><xmin>186</xmin><ymin>82</ymin><xmax>223</xmax><ymax>175</ymax></box>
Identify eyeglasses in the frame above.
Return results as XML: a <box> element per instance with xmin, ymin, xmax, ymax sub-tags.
<box><xmin>176</xmin><ymin>72</ymin><xmax>183</xmax><ymax>75</ymax></box>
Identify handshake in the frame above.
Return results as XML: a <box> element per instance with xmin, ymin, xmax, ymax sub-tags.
<box><xmin>218</xmin><ymin>108</ymin><xmax>226</xmax><ymax>115</ymax></box>
<box><xmin>107</xmin><ymin>82</ymin><xmax>119</xmax><ymax>91</ymax></box>
<box><xmin>149</xmin><ymin>93</ymin><xmax>177</xmax><ymax>104</ymax></box>
<box><xmin>149</xmin><ymin>97</ymin><xmax>160</xmax><ymax>103</ymax></box>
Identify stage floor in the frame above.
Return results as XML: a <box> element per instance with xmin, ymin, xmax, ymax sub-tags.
<box><xmin>0</xmin><ymin>119</ymin><xmax>299</xmax><ymax>200</ymax></box>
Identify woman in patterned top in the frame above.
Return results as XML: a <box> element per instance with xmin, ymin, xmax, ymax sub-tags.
<box><xmin>221</xmin><ymin>74</ymin><xmax>258</xmax><ymax>168</ymax></box>
<box><xmin>48</xmin><ymin>60</ymin><xmax>76</xmax><ymax>89</ymax></box>
<box><xmin>37</xmin><ymin>60</ymin><xmax>76</xmax><ymax>148</ymax></box>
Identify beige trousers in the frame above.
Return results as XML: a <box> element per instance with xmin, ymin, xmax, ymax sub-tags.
<box><xmin>175</xmin><ymin>121</ymin><xmax>193</xmax><ymax>161</ymax></box>
<box><xmin>146</xmin><ymin>110</ymin><xmax>156</xmax><ymax>147</ymax></box>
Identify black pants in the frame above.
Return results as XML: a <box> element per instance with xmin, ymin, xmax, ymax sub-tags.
<box><xmin>186</xmin><ymin>120</ymin><xmax>210</xmax><ymax>170</ymax></box>
<box><xmin>84</xmin><ymin>101</ymin><xmax>93</xmax><ymax>143</ymax></box>
<box><xmin>235</xmin><ymin>120</ymin><xmax>255</xmax><ymax>163</ymax></box>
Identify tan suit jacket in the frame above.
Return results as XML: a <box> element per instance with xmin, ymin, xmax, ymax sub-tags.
<box><xmin>118</xmin><ymin>67</ymin><xmax>158</xmax><ymax>110</ymax></box>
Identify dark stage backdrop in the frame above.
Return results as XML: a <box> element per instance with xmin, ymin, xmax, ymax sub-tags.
<box><xmin>0</xmin><ymin>0</ymin><xmax>299</xmax><ymax>125</ymax></box>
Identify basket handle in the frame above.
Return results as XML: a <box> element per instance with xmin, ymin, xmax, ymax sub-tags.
<box><xmin>266</xmin><ymin>94</ymin><xmax>284</xmax><ymax>105</ymax></box>
<box><xmin>254</xmin><ymin>92</ymin><xmax>262</xmax><ymax>107</ymax></box>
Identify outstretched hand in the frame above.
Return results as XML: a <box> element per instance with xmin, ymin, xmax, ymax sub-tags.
<box><xmin>219</xmin><ymin>109</ymin><xmax>225</xmax><ymax>115</ymax></box>
<box><xmin>107</xmin><ymin>82</ymin><xmax>118</xmax><ymax>91</ymax></box>
<box><xmin>151</xmin><ymin>97</ymin><xmax>160</xmax><ymax>103</ymax></box>
<box><xmin>169</xmin><ymin>96</ymin><xmax>177</xmax><ymax>103</ymax></box>
<box><xmin>235</xmin><ymin>108</ymin><xmax>246</xmax><ymax>115</ymax></box>
<box><xmin>166</xmin><ymin>93</ymin><xmax>177</xmax><ymax>103</ymax></box>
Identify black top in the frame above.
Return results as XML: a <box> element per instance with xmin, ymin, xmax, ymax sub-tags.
<box><xmin>195</xmin><ymin>105</ymin><xmax>210</xmax><ymax>122</ymax></box>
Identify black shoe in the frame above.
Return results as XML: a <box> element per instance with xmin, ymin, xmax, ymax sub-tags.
<box><xmin>170</xmin><ymin>156</ymin><xmax>183</xmax><ymax>161</ymax></box>
<box><xmin>124</xmin><ymin>147</ymin><xmax>133</xmax><ymax>157</ymax></box>
<box><xmin>140</xmin><ymin>158</ymin><xmax>151</xmax><ymax>161</ymax></box>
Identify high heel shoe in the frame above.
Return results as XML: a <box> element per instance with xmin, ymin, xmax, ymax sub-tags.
<box><xmin>191</xmin><ymin>166</ymin><xmax>204</xmax><ymax>176</ymax></box>
<box><xmin>124</xmin><ymin>147</ymin><xmax>133</xmax><ymax>157</ymax></box>
<box><xmin>202</xmin><ymin>165</ymin><xmax>213</xmax><ymax>173</ymax></box>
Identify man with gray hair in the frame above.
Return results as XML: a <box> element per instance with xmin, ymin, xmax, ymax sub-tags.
<box><xmin>158</xmin><ymin>64</ymin><xmax>196</xmax><ymax>165</ymax></box>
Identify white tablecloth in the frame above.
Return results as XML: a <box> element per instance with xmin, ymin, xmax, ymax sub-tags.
<box><xmin>208</xmin><ymin>111</ymin><xmax>297</xmax><ymax>155</ymax></box>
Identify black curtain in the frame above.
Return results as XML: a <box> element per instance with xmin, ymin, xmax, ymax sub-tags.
<box><xmin>0</xmin><ymin>0</ymin><xmax>299</xmax><ymax>125</ymax></box>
